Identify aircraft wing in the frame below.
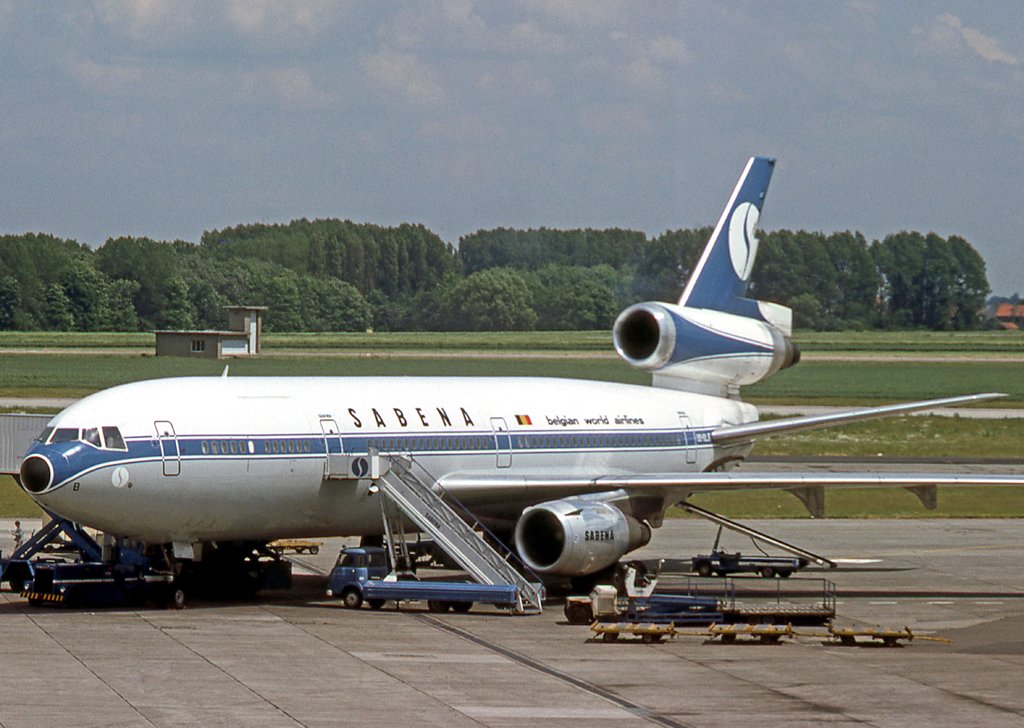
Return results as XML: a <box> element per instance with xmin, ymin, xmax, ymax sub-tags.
<box><xmin>439</xmin><ymin>470</ymin><xmax>1024</xmax><ymax>500</ymax></box>
<box><xmin>438</xmin><ymin>468</ymin><xmax>1024</xmax><ymax>518</ymax></box>
<box><xmin>712</xmin><ymin>392</ymin><xmax>1006</xmax><ymax>443</ymax></box>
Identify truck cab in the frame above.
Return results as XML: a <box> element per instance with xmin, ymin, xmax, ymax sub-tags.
<box><xmin>326</xmin><ymin>546</ymin><xmax>390</xmax><ymax>608</ymax></box>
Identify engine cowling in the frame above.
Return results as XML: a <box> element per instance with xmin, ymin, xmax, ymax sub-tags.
<box><xmin>612</xmin><ymin>301</ymin><xmax>799</xmax><ymax>393</ymax></box>
<box><xmin>514</xmin><ymin>498</ymin><xmax>652</xmax><ymax>576</ymax></box>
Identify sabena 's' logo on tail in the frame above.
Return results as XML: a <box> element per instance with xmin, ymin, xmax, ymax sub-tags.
<box><xmin>728</xmin><ymin>201</ymin><xmax>760</xmax><ymax>281</ymax></box>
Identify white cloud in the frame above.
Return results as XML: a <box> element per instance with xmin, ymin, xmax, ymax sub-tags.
<box><xmin>916</xmin><ymin>13</ymin><xmax>1019</xmax><ymax>66</ymax></box>
<box><xmin>360</xmin><ymin>48</ymin><xmax>446</xmax><ymax>107</ymax></box>
<box><xmin>580</xmin><ymin>102</ymin><xmax>651</xmax><ymax>138</ymax></box>
<box><xmin>224</xmin><ymin>0</ymin><xmax>347</xmax><ymax>41</ymax></box>
<box><xmin>506</xmin><ymin>21</ymin><xmax>570</xmax><ymax>55</ymax></box>
<box><xmin>93</xmin><ymin>0</ymin><xmax>202</xmax><ymax>43</ymax></box>
<box><xmin>647</xmin><ymin>35</ymin><xmax>689</xmax><ymax>65</ymax></box>
<box><xmin>70</xmin><ymin>57</ymin><xmax>148</xmax><ymax>92</ymax></box>
<box><xmin>235</xmin><ymin>67</ymin><xmax>334</xmax><ymax>108</ymax></box>
<box><xmin>520</xmin><ymin>0</ymin><xmax>630</xmax><ymax>29</ymax></box>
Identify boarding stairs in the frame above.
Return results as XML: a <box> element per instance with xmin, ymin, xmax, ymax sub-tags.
<box><xmin>376</xmin><ymin>455</ymin><xmax>544</xmax><ymax>613</ymax></box>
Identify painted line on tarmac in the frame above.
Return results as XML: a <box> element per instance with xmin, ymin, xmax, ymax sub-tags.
<box><xmin>417</xmin><ymin>613</ymin><xmax>694</xmax><ymax>728</ymax></box>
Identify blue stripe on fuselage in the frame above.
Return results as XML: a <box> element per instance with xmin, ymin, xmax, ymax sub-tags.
<box><xmin>29</xmin><ymin>427</ymin><xmax>718</xmax><ymax>491</ymax></box>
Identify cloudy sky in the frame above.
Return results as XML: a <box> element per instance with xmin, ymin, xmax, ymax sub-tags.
<box><xmin>2</xmin><ymin>1</ymin><xmax>1022</xmax><ymax>294</ymax></box>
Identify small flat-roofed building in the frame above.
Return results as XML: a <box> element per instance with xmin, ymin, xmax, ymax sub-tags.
<box><xmin>155</xmin><ymin>306</ymin><xmax>267</xmax><ymax>358</ymax></box>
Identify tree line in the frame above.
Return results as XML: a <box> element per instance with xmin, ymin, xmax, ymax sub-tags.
<box><xmin>0</xmin><ymin>220</ymin><xmax>992</xmax><ymax>333</ymax></box>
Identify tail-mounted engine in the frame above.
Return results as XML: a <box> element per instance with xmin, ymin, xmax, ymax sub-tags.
<box><xmin>612</xmin><ymin>301</ymin><xmax>799</xmax><ymax>396</ymax></box>
<box><xmin>514</xmin><ymin>496</ymin><xmax>651</xmax><ymax>577</ymax></box>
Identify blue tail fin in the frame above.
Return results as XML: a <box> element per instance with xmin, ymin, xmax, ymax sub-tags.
<box><xmin>678</xmin><ymin>156</ymin><xmax>775</xmax><ymax>320</ymax></box>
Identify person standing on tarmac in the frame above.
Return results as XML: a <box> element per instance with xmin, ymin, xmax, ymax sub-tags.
<box><xmin>11</xmin><ymin>520</ymin><xmax>24</xmax><ymax>552</ymax></box>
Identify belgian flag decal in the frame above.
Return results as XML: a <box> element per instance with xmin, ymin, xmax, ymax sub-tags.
<box><xmin>515</xmin><ymin>414</ymin><xmax>533</xmax><ymax>426</ymax></box>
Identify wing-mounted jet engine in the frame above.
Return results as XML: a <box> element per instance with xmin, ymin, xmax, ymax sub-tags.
<box><xmin>513</xmin><ymin>491</ymin><xmax>651</xmax><ymax>576</ymax></box>
<box><xmin>613</xmin><ymin>157</ymin><xmax>799</xmax><ymax>397</ymax></box>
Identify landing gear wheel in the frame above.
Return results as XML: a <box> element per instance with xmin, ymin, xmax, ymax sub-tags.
<box><xmin>341</xmin><ymin>588</ymin><xmax>363</xmax><ymax>609</ymax></box>
<box><xmin>564</xmin><ymin>601</ymin><xmax>592</xmax><ymax>625</ymax></box>
<box><xmin>169</xmin><ymin>586</ymin><xmax>187</xmax><ymax>610</ymax></box>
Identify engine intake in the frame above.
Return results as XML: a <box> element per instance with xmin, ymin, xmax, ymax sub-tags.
<box><xmin>613</xmin><ymin>301</ymin><xmax>799</xmax><ymax>393</ymax></box>
<box><xmin>514</xmin><ymin>498</ymin><xmax>651</xmax><ymax>576</ymax></box>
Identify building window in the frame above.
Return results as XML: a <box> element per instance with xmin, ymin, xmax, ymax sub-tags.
<box><xmin>191</xmin><ymin>339</ymin><xmax>206</xmax><ymax>353</ymax></box>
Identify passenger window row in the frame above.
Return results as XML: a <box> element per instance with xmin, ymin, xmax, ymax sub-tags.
<box><xmin>200</xmin><ymin>440</ymin><xmax>259</xmax><ymax>455</ymax></box>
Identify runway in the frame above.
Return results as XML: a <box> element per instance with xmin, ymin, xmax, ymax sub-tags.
<box><xmin>2</xmin><ymin>518</ymin><xmax>1022</xmax><ymax>727</ymax></box>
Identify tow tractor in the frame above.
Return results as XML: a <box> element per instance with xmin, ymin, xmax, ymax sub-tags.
<box><xmin>565</xmin><ymin>562</ymin><xmax>723</xmax><ymax>626</ymax></box>
<box><xmin>1</xmin><ymin>509</ymin><xmax>292</xmax><ymax>609</ymax></box>
<box><xmin>326</xmin><ymin>546</ymin><xmax>522</xmax><ymax>613</ymax></box>
<box><xmin>1</xmin><ymin>513</ymin><xmax>182</xmax><ymax>608</ymax></box>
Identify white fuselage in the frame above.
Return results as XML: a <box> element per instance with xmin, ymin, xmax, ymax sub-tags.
<box><xmin>25</xmin><ymin>376</ymin><xmax>757</xmax><ymax>543</ymax></box>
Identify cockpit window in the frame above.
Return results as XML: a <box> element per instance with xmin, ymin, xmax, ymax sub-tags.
<box><xmin>36</xmin><ymin>427</ymin><xmax>54</xmax><ymax>443</ymax></box>
<box><xmin>50</xmin><ymin>428</ymin><xmax>80</xmax><ymax>443</ymax></box>
<box><xmin>102</xmin><ymin>427</ymin><xmax>127</xmax><ymax>451</ymax></box>
<box><xmin>83</xmin><ymin>428</ymin><xmax>102</xmax><ymax>447</ymax></box>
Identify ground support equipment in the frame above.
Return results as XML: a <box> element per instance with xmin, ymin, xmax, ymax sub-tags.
<box><xmin>828</xmin><ymin>624</ymin><xmax>916</xmax><ymax>647</ymax></box>
<box><xmin>682</xmin><ymin>503</ymin><xmax>837</xmax><ymax>568</ymax></box>
<box><xmin>708</xmin><ymin>622</ymin><xmax>795</xmax><ymax>644</ymax></box>
<box><xmin>372</xmin><ymin>453</ymin><xmax>545</xmax><ymax>614</ymax></box>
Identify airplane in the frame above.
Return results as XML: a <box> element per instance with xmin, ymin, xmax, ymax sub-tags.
<box><xmin>13</xmin><ymin>156</ymin><xmax>1024</xmax><ymax>586</ymax></box>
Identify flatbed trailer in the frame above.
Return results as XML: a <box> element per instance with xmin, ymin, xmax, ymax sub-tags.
<box><xmin>365</xmin><ymin>579</ymin><xmax>519</xmax><ymax>612</ymax></box>
<box><xmin>691</xmin><ymin>550</ymin><xmax>806</xmax><ymax>578</ymax></box>
<box><xmin>328</xmin><ymin>576</ymin><xmax>520</xmax><ymax>613</ymax></box>
<box><xmin>267</xmin><ymin>539</ymin><xmax>322</xmax><ymax>555</ymax></box>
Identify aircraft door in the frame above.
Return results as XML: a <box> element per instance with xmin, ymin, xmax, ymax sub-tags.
<box><xmin>490</xmin><ymin>417</ymin><xmax>512</xmax><ymax>468</ymax></box>
<box><xmin>320</xmin><ymin>418</ymin><xmax>344</xmax><ymax>477</ymax></box>
<box><xmin>154</xmin><ymin>420</ymin><xmax>181</xmax><ymax>476</ymax></box>
<box><xmin>678</xmin><ymin>412</ymin><xmax>696</xmax><ymax>465</ymax></box>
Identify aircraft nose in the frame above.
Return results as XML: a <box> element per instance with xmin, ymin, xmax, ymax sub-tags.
<box><xmin>20</xmin><ymin>454</ymin><xmax>54</xmax><ymax>493</ymax></box>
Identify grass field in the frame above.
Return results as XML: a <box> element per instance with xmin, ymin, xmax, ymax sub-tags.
<box><xmin>679</xmin><ymin>485</ymin><xmax>1024</xmax><ymax>519</ymax></box>
<box><xmin>795</xmin><ymin>329</ymin><xmax>1024</xmax><ymax>354</ymax></box>
<box><xmin>745</xmin><ymin>361</ymin><xmax>1024</xmax><ymax>405</ymax></box>
<box><xmin>1</xmin><ymin>354</ymin><xmax>1021</xmax><ymax>406</ymax></box>
<box><xmin>3</xmin><ymin>328</ymin><xmax>1024</xmax><ymax>354</ymax></box>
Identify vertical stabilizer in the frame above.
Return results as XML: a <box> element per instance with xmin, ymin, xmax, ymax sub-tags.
<box><xmin>612</xmin><ymin>156</ymin><xmax>797</xmax><ymax>396</ymax></box>
<box><xmin>678</xmin><ymin>156</ymin><xmax>776</xmax><ymax>322</ymax></box>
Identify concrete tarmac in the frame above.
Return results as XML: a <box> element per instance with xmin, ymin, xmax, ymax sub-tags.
<box><xmin>1</xmin><ymin>518</ymin><xmax>1023</xmax><ymax>727</ymax></box>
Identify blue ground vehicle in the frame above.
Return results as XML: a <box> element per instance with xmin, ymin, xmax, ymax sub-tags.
<box><xmin>326</xmin><ymin>546</ymin><xmax>520</xmax><ymax>613</ymax></box>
